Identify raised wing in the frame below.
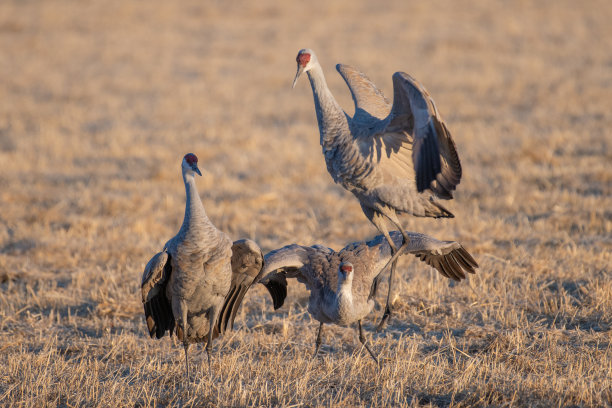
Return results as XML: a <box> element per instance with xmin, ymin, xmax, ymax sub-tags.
<box><xmin>141</xmin><ymin>251</ymin><xmax>175</xmax><ymax>339</ymax></box>
<box><xmin>258</xmin><ymin>244</ymin><xmax>309</xmax><ymax>310</ymax></box>
<box><xmin>259</xmin><ymin>244</ymin><xmax>333</xmax><ymax>310</ymax></box>
<box><xmin>348</xmin><ymin>127</ymin><xmax>454</xmax><ymax>218</ymax></box>
<box><xmin>386</xmin><ymin>72</ymin><xmax>461</xmax><ymax>197</ymax></box>
<box><xmin>370</xmin><ymin>231</ymin><xmax>478</xmax><ymax>282</ymax></box>
<box><xmin>216</xmin><ymin>239</ymin><xmax>264</xmax><ymax>335</ymax></box>
<box><xmin>336</xmin><ymin>64</ymin><xmax>391</xmax><ymax>122</ymax></box>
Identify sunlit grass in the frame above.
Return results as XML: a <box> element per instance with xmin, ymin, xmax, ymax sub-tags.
<box><xmin>0</xmin><ymin>0</ymin><xmax>610</xmax><ymax>406</ymax></box>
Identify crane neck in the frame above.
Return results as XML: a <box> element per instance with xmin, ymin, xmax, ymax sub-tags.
<box><xmin>179</xmin><ymin>173</ymin><xmax>211</xmax><ymax>235</ymax></box>
<box><xmin>306</xmin><ymin>64</ymin><xmax>350</xmax><ymax>151</ymax></box>
<box><xmin>336</xmin><ymin>277</ymin><xmax>354</xmax><ymax>309</ymax></box>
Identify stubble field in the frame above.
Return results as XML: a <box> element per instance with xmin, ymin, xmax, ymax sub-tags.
<box><xmin>0</xmin><ymin>0</ymin><xmax>610</xmax><ymax>406</ymax></box>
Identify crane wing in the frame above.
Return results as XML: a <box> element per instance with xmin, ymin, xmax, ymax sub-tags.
<box><xmin>347</xmin><ymin>128</ymin><xmax>453</xmax><ymax>218</ymax></box>
<box><xmin>384</xmin><ymin>72</ymin><xmax>461</xmax><ymax>198</ymax></box>
<box><xmin>258</xmin><ymin>244</ymin><xmax>309</xmax><ymax>310</ymax></box>
<box><xmin>141</xmin><ymin>251</ymin><xmax>175</xmax><ymax>339</ymax></box>
<box><xmin>259</xmin><ymin>244</ymin><xmax>334</xmax><ymax>310</ymax></box>
<box><xmin>336</xmin><ymin>64</ymin><xmax>391</xmax><ymax>122</ymax></box>
<box><xmin>413</xmin><ymin>242</ymin><xmax>478</xmax><ymax>281</ymax></box>
<box><xmin>370</xmin><ymin>231</ymin><xmax>478</xmax><ymax>282</ymax></box>
<box><xmin>215</xmin><ymin>239</ymin><xmax>264</xmax><ymax>335</ymax></box>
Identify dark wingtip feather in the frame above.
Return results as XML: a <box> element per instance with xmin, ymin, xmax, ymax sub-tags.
<box><xmin>154</xmin><ymin>298</ymin><xmax>168</xmax><ymax>339</ymax></box>
<box><xmin>455</xmin><ymin>247</ymin><xmax>479</xmax><ymax>272</ymax></box>
<box><xmin>150</xmin><ymin>298</ymin><xmax>162</xmax><ymax>338</ymax></box>
<box><xmin>429</xmin><ymin>256</ymin><xmax>451</xmax><ymax>280</ymax></box>
<box><xmin>446</xmin><ymin>254</ymin><xmax>467</xmax><ymax>280</ymax></box>
<box><xmin>368</xmin><ymin>273</ymin><xmax>381</xmax><ymax>301</ymax></box>
<box><xmin>415</xmin><ymin>125</ymin><xmax>442</xmax><ymax>193</ymax></box>
<box><xmin>144</xmin><ymin>303</ymin><xmax>155</xmax><ymax>338</ymax></box>
<box><xmin>418</xmin><ymin>245</ymin><xmax>478</xmax><ymax>282</ymax></box>
<box><xmin>413</xmin><ymin>138</ymin><xmax>426</xmax><ymax>193</ymax></box>
<box><xmin>441</xmin><ymin>122</ymin><xmax>462</xmax><ymax>185</ymax></box>
<box><xmin>217</xmin><ymin>283</ymin><xmax>252</xmax><ymax>335</ymax></box>
<box><xmin>439</xmin><ymin>256</ymin><xmax>461</xmax><ymax>281</ymax></box>
<box><xmin>143</xmin><ymin>294</ymin><xmax>174</xmax><ymax>340</ymax></box>
<box><xmin>226</xmin><ymin>285</ymin><xmax>251</xmax><ymax>331</ymax></box>
<box><xmin>263</xmin><ymin>280</ymin><xmax>287</xmax><ymax>310</ymax></box>
<box><xmin>418</xmin><ymin>136</ymin><xmax>430</xmax><ymax>192</ymax></box>
<box><xmin>428</xmin><ymin>120</ymin><xmax>462</xmax><ymax>198</ymax></box>
<box><xmin>429</xmin><ymin>200</ymin><xmax>455</xmax><ymax>218</ymax></box>
<box><xmin>217</xmin><ymin>285</ymin><xmax>239</xmax><ymax>335</ymax></box>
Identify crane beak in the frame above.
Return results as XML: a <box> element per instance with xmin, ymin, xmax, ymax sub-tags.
<box><xmin>193</xmin><ymin>165</ymin><xmax>202</xmax><ymax>176</ymax></box>
<box><xmin>292</xmin><ymin>65</ymin><xmax>304</xmax><ymax>88</ymax></box>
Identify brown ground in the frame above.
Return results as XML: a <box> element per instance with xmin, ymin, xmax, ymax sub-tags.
<box><xmin>0</xmin><ymin>0</ymin><xmax>610</xmax><ymax>406</ymax></box>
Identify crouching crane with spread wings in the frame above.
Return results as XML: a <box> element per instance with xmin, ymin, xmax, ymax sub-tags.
<box><xmin>258</xmin><ymin>231</ymin><xmax>478</xmax><ymax>364</ymax></box>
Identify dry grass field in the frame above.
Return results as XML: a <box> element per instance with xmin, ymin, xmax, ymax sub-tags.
<box><xmin>0</xmin><ymin>0</ymin><xmax>611</xmax><ymax>406</ymax></box>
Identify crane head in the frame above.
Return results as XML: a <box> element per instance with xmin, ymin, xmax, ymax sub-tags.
<box><xmin>182</xmin><ymin>153</ymin><xmax>202</xmax><ymax>176</ymax></box>
<box><xmin>338</xmin><ymin>262</ymin><xmax>354</xmax><ymax>282</ymax></box>
<box><xmin>293</xmin><ymin>48</ymin><xmax>316</xmax><ymax>88</ymax></box>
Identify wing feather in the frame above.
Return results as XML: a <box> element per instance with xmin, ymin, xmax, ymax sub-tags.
<box><xmin>387</xmin><ymin>72</ymin><xmax>461</xmax><ymax>197</ymax></box>
<box><xmin>216</xmin><ymin>239</ymin><xmax>264</xmax><ymax>335</ymax></box>
<box><xmin>336</xmin><ymin>64</ymin><xmax>391</xmax><ymax>121</ymax></box>
<box><xmin>353</xmin><ymin>128</ymin><xmax>454</xmax><ymax>218</ymax></box>
<box><xmin>261</xmin><ymin>273</ymin><xmax>288</xmax><ymax>310</ymax></box>
<box><xmin>259</xmin><ymin>244</ymin><xmax>336</xmax><ymax>310</ymax></box>
<box><xmin>325</xmin><ymin>64</ymin><xmax>462</xmax><ymax>218</ymax></box>
<box><xmin>258</xmin><ymin>244</ymin><xmax>310</xmax><ymax>309</ymax></box>
<box><xmin>370</xmin><ymin>231</ymin><xmax>478</xmax><ymax>283</ymax></box>
<box><xmin>141</xmin><ymin>251</ymin><xmax>175</xmax><ymax>339</ymax></box>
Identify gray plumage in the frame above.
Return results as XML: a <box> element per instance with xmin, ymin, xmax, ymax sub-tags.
<box><xmin>293</xmin><ymin>49</ymin><xmax>464</xmax><ymax>329</ymax></box>
<box><xmin>216</xmin><ymin>238</ymin><xmax>265</xmax><ymax>333</ymax></box>
<box><xmin>140</xmin><ymin>154</ymin><xmax>264</xmax><ymax>380</ymax></box>
<box><xmin>259</xmin><ymin>231</ymin><xmax>478</xmax><ymax>363</ymax></box>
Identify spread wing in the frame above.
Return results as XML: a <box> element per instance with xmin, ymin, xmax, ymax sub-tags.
<box><xmin>385</xmin><ymin>72</ymin><xmax>461</xmax><ymax>197</ymax></box>
<box><xmin>259</xmin><ymin>244</ymin><xmax>334</xmax><ymax>310</ymax></box>
<box><xmin>141</xmin><ymin>251</ymin><xmax>175</xmax><ymax>339</ymax></box>
<box><xmin>370</xmin><ymin>231</ymin><xmax>478</xmax><ymax>282</ymax></box>
<box><xmin>215</xmin><ymin>239</ymin><xmax>264</xmax><ymax>335</ymax></box>
<box><xmin>336</xmin><ymin>64</ymin><xmax>391</xmax><ymax>122</ymax></box>
<box><xmin>334</xmin><ymin>68</ymin><xmax>461</xmax><ymax>216</ymax></box>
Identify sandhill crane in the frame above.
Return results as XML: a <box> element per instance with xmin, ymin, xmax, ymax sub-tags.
<box><xmin>140</xmin><ymin>154</ymin><xmax>264</xmax><ymax>381</ymax></box>
<box><xmin>292</xmin><ymin>49</ymin><xmax>463</xmax><ymax>330</ymax></box>
<box><xmin>258</xmin><ymin>231</ymin><xmax>478</xmax><ymax>363</ymax></box>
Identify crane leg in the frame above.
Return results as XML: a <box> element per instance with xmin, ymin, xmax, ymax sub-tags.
<box><xmin>376</xmin><ymin>256</ymin><xmax>399</xmax><ymax>331</ymax></box>
<box><xmin>205</xmin><ymin>341</ymin><xmax>212</xmax><ymax>377</ymax></box>
<box><xmin>313</xmin><ymin>322</ymin><xmax>324</xmax><ymax>359</ymax></box>
<box><xmin>183</xmin><ymin>342</ymin><xmax>190</xmax><ymax>384</ymax></box>
<box><xmin>178</xmin><ymin>300</ymin><xmax>191</xmax><ymax>384</ymax></box>
<box><xmin>205</xmin><ymin>306</ymin><xmax>219</xmax><ymax>377</ymax></box>
<box><xmin>371</xmin><ymin>212</ymin><xmax>410</xmax><ymax>332</ymax></box>
<box><xmin>358</xmin><ymin>320</ymin><xmax>379</xmax><ymax>367</ymax></box>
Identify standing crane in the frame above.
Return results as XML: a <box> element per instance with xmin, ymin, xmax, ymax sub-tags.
<box><xmin>292</xmin><ymin>49</ymin><xmax>463</xmax><ymax>330</ymax></box>
<box><xmin>140</xmin><ymin>154</ymin><xmax>264</xmax><ymax>382</ymax></box>
<box><xmin>258</xmin><ymin>231</ymin><xmax>478</xmax><ymax>364</ymax></box>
